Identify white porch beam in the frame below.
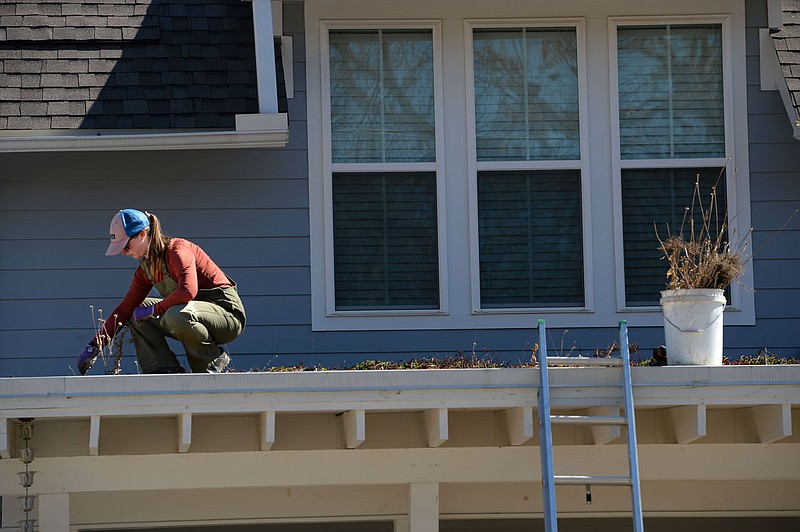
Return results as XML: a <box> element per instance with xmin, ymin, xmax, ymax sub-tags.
<box><xmin>0</xmin><ymin>418</ymin><xmax>10</xmax><ymax>459</ymax></box>
<box><xmin>2</xmin><ymin>445</ymin><xmax>799</xmax><ymax>493</ymax></box>
<box><xmin>504</xmin><ymin>406</ymin><xmax>533</xmax><ymax>445</ymax></box>
<box><xmin>343</xmin><ymin>409</ymin><xmax>366</xmax><ymax>449</ymax></box>
<box><xmin>39</xmin><ymin>493</ymin><xmax>70</xmax><ymax>532</ymax></box>
<box><xmin>177</xmin><ymin>413</ymin><xmax>192</xmax><ymax>453</ymax></box>
<box><xmin>424</xmin><ymin>409</ymin><xmax>448</xmax><ymax>448</ymax></box>
<box><xmin>259</xmin><ymin>411</ymin><xmax>276</xmax><ymax>451</ymax></box>
<box><xmin>669</xmin><ymin>404</ymin><xmax>706</xmax><ymax>444</ymax></box>
<box><xmin>750</xmin><ymin>403</ymin><xmax>792</xmax><ymax>443</ymax></box>
<box><xmin>409</xmin><ymin>482</ymin><xmax>439</xmax><ymax>532</ymax></box>
<box><xmin>589</xmin><ymin>406</ymin><xmax>622</xmax><ymax>445</ymax></box>
<box><xmin>88</xmin><ymin>415</ymin><xmax>100</xmax><ymax>456</ymax></box>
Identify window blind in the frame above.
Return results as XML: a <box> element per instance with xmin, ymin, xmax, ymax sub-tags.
<box><xmin>329</xmin><ymin>29</ymin><xmax>435</xmax><ymax>163</ymax></box>
<box><xmin>622</xmin><ymin>168</ymin><xmax>727</xmax><ymax>305</ymax></box>
<box><xmin>333</xmin><ymin>172</ymin><xmax>439</xmax><ymax>310</ymax></box>
<box><xmin>473</xmin><ymin>27</ymin><xmax>579</xmax><ymax>161</ymax></box>
<box><xmin>617</xmin><ymin>25</ymin><xmax>724</xmax><ymax>160</ymax></box>
<box><xmin>478</xmin><ymin>170</ymin><xmax>584</xmax><ymax>308</ymax></box>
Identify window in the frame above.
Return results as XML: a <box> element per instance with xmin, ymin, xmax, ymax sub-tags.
<box><xmin>329</xmin><ymin>29</ymin><xmax>436</xmax><ymax>163</ymax></box>
<box><xmin>621</xmin><ymin>167</ymin><xmax>727</xmax><ymax>305</ymax></box>
<box><xmin>617</xmin><ymin>25</ymin><xmax>725</xmax><ymax>160</ymax></box>
<box><xmin>478</xmin><ymin>170</ymin><xmax>583</xmax><ymax>308</ymax></box>
<box><xmin>613</xmin><ymin>22</ymin><xmax>731</xmax><ymax>307</ymax></box>
<box><xmin>308</xmin><ymin>4</ymin><xmax>752</xmax><ymax>331</ymax></box>
<box><xmin>326</xmin><ymin>27</ymin><xmax>442</xmax><ymax>312</ymax></box>
<box><xmin>333</xmin><ymin>172</ymin><xmax>439</xmax><ymax>310</ymax></box>
<box><xmin>470</xmin><ymin>25</ymin><xmax>586</xmax><ymax>309</ymax></box>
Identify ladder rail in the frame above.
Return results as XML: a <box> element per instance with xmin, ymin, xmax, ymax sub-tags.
<box><xmin>620</xmin><ymin>321</ymin><xmax>645</xmax><ymax>532</ymax></box>
<box><xmin>537</xmin><ymin>320</ymin><xmax>558</xmax><ymax>532</ymax></box>
<box><xmin>537</xmin><ymin>320</ymin><xmax>644</xmax><ymax>532</ymax></box>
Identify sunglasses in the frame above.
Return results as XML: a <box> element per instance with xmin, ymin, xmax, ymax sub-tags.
<box><xmin>123</xmin><ymin>236</ymin><xmax>134</xmax><ymax>252</ymax></box>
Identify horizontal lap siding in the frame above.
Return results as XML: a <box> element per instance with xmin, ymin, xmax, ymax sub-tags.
<box><xmin>0</xmin><ymin>147</ymin><xmax>312</xmax><ymax>376</ymax></box>
<box><xmin>3</xmin><ymin>1</ymin><xmax>800</xmax><ymax>378</ymax></box>
<box><xmin>743</xmin><ymin>0</ymin><xmax>800</xmax><ymax>357</ymax></box>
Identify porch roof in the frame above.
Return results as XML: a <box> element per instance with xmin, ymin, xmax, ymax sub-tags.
<box><xmin>2</xmin><ymin>366</ymin><xmax>798</xmax><ymax>459</ymax></box>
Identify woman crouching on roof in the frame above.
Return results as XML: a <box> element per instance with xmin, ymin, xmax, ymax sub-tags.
<box><xmin>77</xmin><ymin>209</ymin><xmax>246</xmax><ymax>375</ymax></box>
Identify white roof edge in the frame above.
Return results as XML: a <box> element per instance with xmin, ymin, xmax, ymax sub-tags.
<box><xmin>0</xmin><ymin>367</ymin><xmax>797</xmax><ymax>419</ymax></box>
<box><xmin>0</xmin><ymin>126</ymin><xmax>289</xmax><ymax>153</ymax></box>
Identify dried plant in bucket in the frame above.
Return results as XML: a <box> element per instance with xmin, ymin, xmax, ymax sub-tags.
<box><xmin>656</xmin><ymin>170</ymin><xmax>749</xmax><ymax>291</ymax></box>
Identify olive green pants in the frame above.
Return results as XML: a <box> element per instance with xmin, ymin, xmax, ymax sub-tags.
<box><xmin>129</xmin><ymin>298</ymin><xmax>244</xmax><ymax>373</ymax></box>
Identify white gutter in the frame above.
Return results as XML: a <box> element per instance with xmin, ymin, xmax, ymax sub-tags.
<box><xmin>1</xmin><ymin>366</ymin><xmax>797</xmax><ymax>416</ymax></box>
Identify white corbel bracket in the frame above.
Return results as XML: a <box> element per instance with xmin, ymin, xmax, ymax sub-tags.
<box><xmin>89</xmin><ymin>415</ymin><xmax>101</xmax><ymax>456</ymax></box>
<box><xmin>589</xmin><ymin>405</ymin><xmax>622</xmax><ymax>445</ymax></box>
<box><xmin>669</xmin><ymin>404</ymin><xmax>706</xmax><ymax>444</ymax></box>
<box><xmin>749</xmin><ymin>403</ymin><xmax>792</xmax><ymax>443</ymax></box>
<box><xmin>260</xmin><ymin>411</ymin><xmax>276</xmax><ymax>451</ymax></box>
<box><xmin>343</xmin><ymin>409</ymin><xmax>366</xmax><ymax>449</ymax></box>
<box><xmin>424</xmin><ymin>408</ymin><xmax>448</xmax><ymax>447</ymax></box>
<box><xmin>504</xmin><ymin>406</ymin><xmax>533</xmax><ymax>445</ymax></box>
<box><xmin>177</xmin><ymin>413</ymin><xmax>192</xmax><ymax>453</ymax></box>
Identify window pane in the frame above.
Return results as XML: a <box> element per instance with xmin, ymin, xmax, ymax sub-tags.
<box><xmin>617</xmin><ymin>25</ymin><xmax>724</xmax><ymax>159</ymax></box>
<box><xmin>473</xmin><ymin>27</ymin><xmax>579</xmax><ymax>161</ymax></box>
<box><xmin>329</xmin><ymin>29</ymin><xmax>435</xmax><ymax>163</ymax></box>
<box><xmin>478</xmin><ymin>170</ymin><xmax>584</xmax><ymax>308</ymax></box>
<box><xmin>333</xmin><ymin>172</ymin><xmax>439</xmax><ymax>310</ymax></box>
<box><xmin>622</xmin><ymin>168</ymin><xmax>727</xmax><ymax>305</ymax></box>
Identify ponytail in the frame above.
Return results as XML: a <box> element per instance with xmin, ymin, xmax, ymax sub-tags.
<box><xmin>144</xmin><ymin>212</ymin><xmax>172</xmax><ymax>283</ymax></box>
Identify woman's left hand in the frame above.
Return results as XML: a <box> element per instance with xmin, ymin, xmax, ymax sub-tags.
<box><xmin>133</xmin><ymin>305</ymin><xmax>155</xmax><ymax>321</ymax></box>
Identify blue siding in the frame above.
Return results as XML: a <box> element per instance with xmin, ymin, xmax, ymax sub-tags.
<box><xmin>741</xmin><ymin>0</ymin><xmax>800</xmax><ymax>358</ymax></box>
<box><xmin>1</xmin><ymin>0</ymin><xmax>800</xmax><ymax>377</ymax></box>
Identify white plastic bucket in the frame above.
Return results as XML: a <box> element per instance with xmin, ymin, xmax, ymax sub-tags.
<box><xmin>660</xmin><ymin>289</ymin><xmax>726</xmax><ymax>365</ymax></box>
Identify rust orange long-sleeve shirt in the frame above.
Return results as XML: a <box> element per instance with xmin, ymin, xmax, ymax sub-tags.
<box><xmin>95</xmin><ymin>238</ymin><xmax>231</xmax><ymax>343</ymax></box>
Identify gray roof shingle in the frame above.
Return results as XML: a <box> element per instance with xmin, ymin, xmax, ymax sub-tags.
<box><xmin>0</xmin><ymin>0</ymin><xmax>286</xmax><ymax>131</ymax></box>
<box><xmin>772</xmin><ymin>0</ymin><xmax>800</xmax><ymax>125</ymax></box>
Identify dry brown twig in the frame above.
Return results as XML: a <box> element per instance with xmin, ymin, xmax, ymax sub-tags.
<box><xmin>655</xmin><ymin>167</ymin><xmax>750</xmax><ymax>291</ymax></box>
<box><xmin>90</xmin><ymin>306</ymin><xmax>128</xmax><ymax>375</ymax></box>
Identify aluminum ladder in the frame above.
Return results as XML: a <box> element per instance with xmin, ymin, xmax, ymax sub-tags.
<box><xmin>536</xmin><ymin>319</ymin><xmax>644</xmax><ymax>532</ymax></box>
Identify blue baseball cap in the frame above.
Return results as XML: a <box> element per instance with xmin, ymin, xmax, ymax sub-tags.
<box><xmin>105</xmin><ymin>209</ymin><xmax>149</xmax><ymax>256</ymax></box>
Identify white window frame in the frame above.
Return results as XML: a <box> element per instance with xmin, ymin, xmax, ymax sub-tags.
<box><xmin>306</xmin><ymin>1</ymin><xmax>753</xmax><ymax>331</ymax></box>
<box><xmin>464</xmin><ymin>18</ymin><xmax>593</xmax><ymax>315</ymax></box>
<box><xmin>608</xmin><ymin>15</ymin><xmax>754</xmax><ymax>322</ymax></box>
<box><xmin>318</xmin><ymin>20</ymin><xmax>449</xmax><ymax>320</ymax></box>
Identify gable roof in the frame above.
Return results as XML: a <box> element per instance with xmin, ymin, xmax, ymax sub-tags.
<box><xmin>772</xmin><ymin>0</ymin><xmax>800</xmax><ymax>130</ymax></box>
<box><xmin>0</xmin><ymin>0</ymin><xmax>281</xmax><ymax>132</ymax></box>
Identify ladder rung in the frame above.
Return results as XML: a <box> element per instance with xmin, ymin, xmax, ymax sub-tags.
<box><xmin>545</xmin><ymin>357</ymin><xmax>622</xmax><ymax>367</ymax></box>
<box><xmin>550</xmin><ymin>415</ymin><xmax>627</xmax><ymax>426</ymax></box>
<box><xmin>554</xmin><ymin>475</ymin><xmax>632</xmax><ymax>486</ymax></box>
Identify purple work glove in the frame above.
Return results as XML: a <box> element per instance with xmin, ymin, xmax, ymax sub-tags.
<box><xmin>77</xmin><ymin>344</ymin><xmax>100</xmax><ymax>376</ymax></box>
<box><xmin>133</xmin><ymin>305</ymin><xmax>155</xmax><ymax>321</ymax></box>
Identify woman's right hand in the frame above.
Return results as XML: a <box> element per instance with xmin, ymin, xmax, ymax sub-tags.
<box><xmin>77</xmin><ymin>345</ymin><xmax>100</xmax><ymax>375</ymax></box>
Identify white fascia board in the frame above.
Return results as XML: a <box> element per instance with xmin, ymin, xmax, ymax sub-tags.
<box><xmin>0</xmin><ymin>367</ymin><xmax>797</xmax><ymax>421</ymax></box>
<box><xmin>0</xmin><ymin>121</ymin><xmax>289</xmax><ymax>153</ymax></box>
